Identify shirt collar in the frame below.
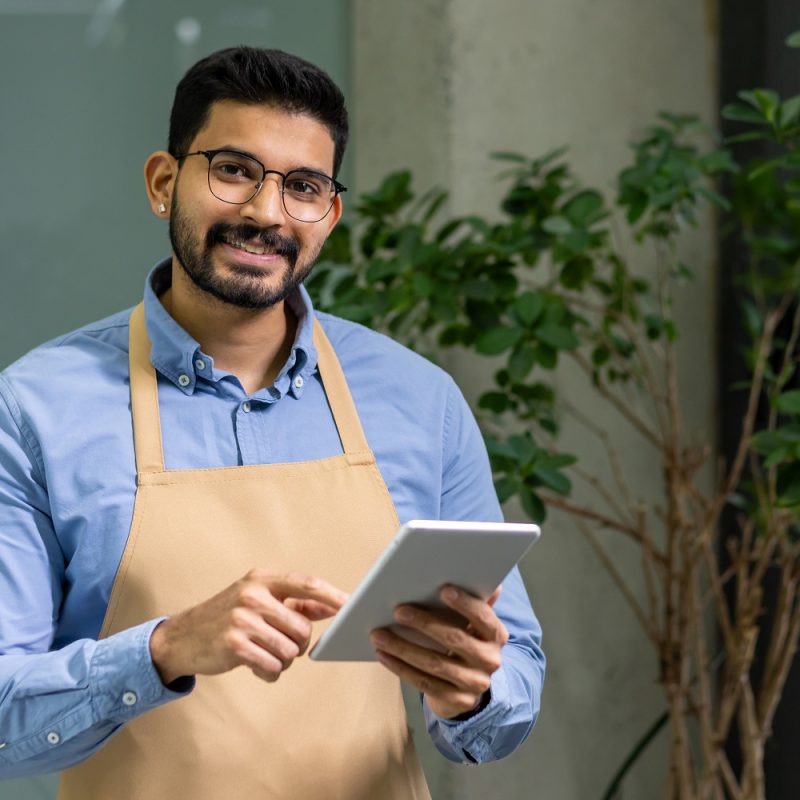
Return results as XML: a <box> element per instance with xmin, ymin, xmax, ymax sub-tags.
<box><xmin>142</xmin><ymin>258</ymin><xmax>319</xmax><ymax>398</ymax></box>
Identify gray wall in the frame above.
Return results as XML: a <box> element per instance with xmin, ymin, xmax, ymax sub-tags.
<box><xmin>352</xmin><ymin>1</ymin><xmax>718</xmax><ymax>798</ymax></box>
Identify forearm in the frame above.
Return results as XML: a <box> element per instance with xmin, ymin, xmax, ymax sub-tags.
<box><xmin>0</xmin><ymin>619</ymin><xmax>193</xmax><ymax>778</ymax></box>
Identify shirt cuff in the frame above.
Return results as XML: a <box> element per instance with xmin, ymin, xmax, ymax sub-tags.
<box><xmin>90</xmin><ymin>618</ymin><xmax>195</xmax><ymax>723</ymax></box>
<box><xmin>424</xmin><ymin>666</ymin><xmax>512</xmax><ymax>764</ymax></box>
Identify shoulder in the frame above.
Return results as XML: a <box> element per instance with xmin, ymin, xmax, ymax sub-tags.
<box><xmin>0</xmin><ymin>307</ymin><xmax>133</xmax><ymax>411</ymax></box>
<box><xmin>314</xmin><ymin>311</ymin><xmax>456</xmax><ymax>394</ymax></box>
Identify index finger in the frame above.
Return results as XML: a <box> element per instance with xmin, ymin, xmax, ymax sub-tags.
<box><xmin>260</xmin><ymin>571</ymin><xmax>349</xmax><ymax>609</ymax></box>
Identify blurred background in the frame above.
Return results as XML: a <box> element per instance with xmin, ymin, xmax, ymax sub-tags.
<box><xmin>0</xmin><ymin>1</ymin><xmax>797</xmax><ymax>798</ymax></box>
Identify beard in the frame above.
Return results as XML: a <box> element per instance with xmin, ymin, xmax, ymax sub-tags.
<box><xmin>168</xmin><ymin>193</ymin><xmax>321</xmax><ymax>310</ymax></box>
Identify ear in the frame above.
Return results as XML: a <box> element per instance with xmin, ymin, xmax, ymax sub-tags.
<box><xmin>144</xmin><ymin>151</ymin><xmax>178</xmax><ymax>217</ymax></box>
<box><xmin>321</xmin><ymin>192</ymin><xmax>344</xmax><ymax>237</ymax></box>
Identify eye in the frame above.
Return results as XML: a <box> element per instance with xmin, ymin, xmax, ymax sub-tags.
<box><xmin>284</xmin><ymin>171</ymin><xmax>334</xmax><ymax>201</ymax></box>
<box><xmin>209</xmin><ymin>152</ymin><xmax>261</xmax><ymax>182</ymax></box>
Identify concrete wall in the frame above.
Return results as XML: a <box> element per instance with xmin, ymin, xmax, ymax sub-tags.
<box><xmin>352</xmin><ymin>2</ymin><xmax>718</xmax><ymax>798</ymax></box>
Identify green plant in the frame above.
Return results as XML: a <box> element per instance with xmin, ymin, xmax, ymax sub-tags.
<box><xmin>308</xmin><ymin>36</ymin><xmax>800</xmax><ymax>800</ymax></box>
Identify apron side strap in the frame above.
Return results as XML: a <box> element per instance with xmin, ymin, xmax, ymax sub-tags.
<box><xmin>312</xmin><ymin>320</ymin><xmax>373</xmax><ymax>457</ymax></box>
<box><xmin>128</xmin><ymin>303</ymin><xmax>166</xmax><ymax>474</ymax></box>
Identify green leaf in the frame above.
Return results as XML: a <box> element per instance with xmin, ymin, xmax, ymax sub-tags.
<box><xmin>508</xmin><ymin>344</ymin><xmax>537</xmax><ymax>382</ymax></box>
<box><xmin>786</xmin><ymin>31</ymin><xmax>800</xmax><ymax>48</ymax></box>
<box><xmin>751</xmin><ymin>430</ymin><xmax>788</xmax><ymax>454</ymax></box>
<box><xmin>776</xmin><ymin>390</ymin><xmax>800</xmax><ymax>414</ymax></box>
<box><xmin>508</xmin><ymin>434</ymin><xmax>538</xmax><ymax>463</ymax></box>
<box><xmin>536</xmin><ymin>324</ymin><xmax>580</xmax><ymax>350</ymax></box>
<box><xmin>479</xmin><ymin>391</ymin><xmax>512</xmax><ymax>413</ymax></box>
<box><xmin>490</xmin><ymin>151</ymin><xmax>528</xmax><ymax>163</ymax></box>
<box><xmin>542</xmin><ymin>215</ymin><xmax>572</xmax><ymax>235</ymax></box>
<box><xmin>721</xmin><ymin>103</ymin><xmax>767</xmax><ymax>124</ymax></box>
<box><xmin>532</xmin><ymin>466</ymin><xmax>572</xmax><ymax>495</ymax></box>
<box><xmin>562</xmin><ymin>190</ymin><xmax>606</xmax><ymax>225</ymax></box>
<box><xmin>560</xmin><ymin>257</ymin><xmax>594</xmax><ymax>289</ymax></box>
<box><xmin>519</xmin><ymin>487</ymin><xmax>546</xmax><ymax>522</ymax></box>
<box><xmin>780</xmin><ymin>95</ymin><xmax>800</xmax><ymax>127</ymax></box>
<box><xmin>475</xmin><ymin>325</ymin><xmax>522</xmax><ymax>355</ymax></box>
<box><xmin>513</xmin><ymin>291</ymin><xmax>546</xmax><ymax>326</ymax></box>
<box><xmin>494</xmin><ymin>475</ymin><xmax>519</xmax><ymax>504</ymax></box>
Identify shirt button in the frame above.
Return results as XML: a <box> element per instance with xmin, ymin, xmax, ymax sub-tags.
<box><xmin>195</xmin><ymin>359</ymin><xmax>206</xmax><ymax>371</ymax></box>
<box><xmin>242</xmin><ymin>401</ymin><xmax>251</xmax><ymax>413</ymax></box>
<box><xmin>294</xmin><ymin>375</ymin><xmax>304</xmax><ymax>389</ymax></box>
<box><xmin>0</xmin><ymin>742</ymin><xmax>6</xmax><ymax>749</ymax></box>
<box><xmin>122</xmin><ymin>691</ymin><xmax>138</xmax><ymax>707</ymax></box>
<box><xmin>178</xmin><ymin>374</ymin><xmax>190</xmax><ymax>387</ymax></box>
<box><xmin>46</xmin><ymin>731</ymin><xmax>60</xmax><ymax>745</ymax></box>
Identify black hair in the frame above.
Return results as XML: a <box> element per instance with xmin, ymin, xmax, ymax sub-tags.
<box><xmin>168</xmin><ymin>46</ymin><xmax>349</xmax><ymax>177</ymax></box>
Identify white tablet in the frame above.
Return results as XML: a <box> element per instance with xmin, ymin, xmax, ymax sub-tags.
<box><xmin>309</xmin><ymin>519</ymin><xmax>540</xmax><ymax>661</ymax></box>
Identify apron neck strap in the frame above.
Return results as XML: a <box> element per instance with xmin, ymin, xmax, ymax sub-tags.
<box><xmin>128</xmin><ymin>303</ymin><xmax>166</xmax><ymax>474</ymax></box>
<box><xmin>128</xmin><ymin>303</ymin><xmax>371</xmax><ymax>475</ymax></box>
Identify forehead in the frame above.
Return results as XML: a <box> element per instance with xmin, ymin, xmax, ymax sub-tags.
<box><xmin>193</xmin><ymin>100</ymin><xmax>336</xmax><ymax>173</ymax></box>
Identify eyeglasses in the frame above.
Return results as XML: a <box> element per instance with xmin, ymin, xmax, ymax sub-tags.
<box><xmin>174</xmin><ymin>148</ymin><xmax>347</xmax><ymax>223</ymax></box>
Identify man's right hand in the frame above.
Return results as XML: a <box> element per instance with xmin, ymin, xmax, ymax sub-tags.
<box><xmin>149</xmin><ymin>570</ymin><xmax>347</xmax><ymax>685</ymax></box>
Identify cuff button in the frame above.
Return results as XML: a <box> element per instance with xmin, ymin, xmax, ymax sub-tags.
<box><xmin>122</xmin><ymin>691</ymin><xmax>138</xmax><ymax>707</ymax></box>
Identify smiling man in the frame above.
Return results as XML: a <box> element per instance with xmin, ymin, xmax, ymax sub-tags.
<box><xmin>0</xmin><ymin>48</ymin><xmax>544</xmax><ymax>799</ymax></box>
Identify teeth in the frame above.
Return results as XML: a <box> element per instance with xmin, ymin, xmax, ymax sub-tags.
<box><xmin>227</xmin><ymin>239</ymin><xmax>272</xmax><ymax>256</ymax></box>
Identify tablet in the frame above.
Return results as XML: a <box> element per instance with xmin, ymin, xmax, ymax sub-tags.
<box><xmin>309</xmin><ymin>519</ymin><xmax>540</xmax><ymax>661</ymax></box>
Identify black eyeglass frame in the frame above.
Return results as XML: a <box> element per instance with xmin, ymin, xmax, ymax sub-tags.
<box><xmin>174</xmin><ymin>148</ymin><xmax>347</xmax><ymax>222</ymax></box>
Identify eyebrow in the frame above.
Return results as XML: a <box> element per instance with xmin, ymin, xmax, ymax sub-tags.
<box><xmin>212</xmin><ymin>144</ymin><xmax>334</xmax><ymax>179</ymax></box>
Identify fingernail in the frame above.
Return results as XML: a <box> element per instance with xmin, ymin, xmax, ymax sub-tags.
<box><xmin>443</xmin><ymin>587</ymin><xmax>458</xmax><ymax>602</ymax></box>
<box><xmin>396</xmin><ymin>607</ymin><xmax>414</xmax><ymax>623</ymax></box>
<box><xmin>371</xmin><ymin>631</ymin><xmax>388</xmax><ymax>646</ymax></box>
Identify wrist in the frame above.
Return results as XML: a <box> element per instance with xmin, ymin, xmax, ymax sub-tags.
<box><xmin>446</xmin><ymin>688</ymin><xmax>491</xmax><ymax>722</ymax></box>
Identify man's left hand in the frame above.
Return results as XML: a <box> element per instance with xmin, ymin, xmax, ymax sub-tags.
<box><xmin>369</xmin><ymin>585</ymin><xmax>508</xmax><ymax>719</ymax></box>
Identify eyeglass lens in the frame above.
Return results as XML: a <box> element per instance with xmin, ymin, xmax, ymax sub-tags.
<box><xmin>207</xmin><ymin>151</ymin><xmax>336</xmax><ymax>222</ymax></box>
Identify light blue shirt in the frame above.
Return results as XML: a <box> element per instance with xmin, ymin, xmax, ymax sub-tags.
<box><xmin>0</xmin><ymin>260</ymin><xmax>544</xmax><ymax>778</ymax></box>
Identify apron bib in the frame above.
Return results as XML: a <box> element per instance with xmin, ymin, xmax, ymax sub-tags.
<box><xmin>59</xmin><ymin>303</ymin><xmax>430</xmax><ymax>800</ymax></box>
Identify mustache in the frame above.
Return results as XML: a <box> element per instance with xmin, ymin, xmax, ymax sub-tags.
<box><xmin>206</xmin><ymin>223</ymin><xmax>300</xmax><ymax>262</ymax></box>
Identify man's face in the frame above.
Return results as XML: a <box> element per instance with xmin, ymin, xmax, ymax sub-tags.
<box><xmin>168</xmin><ymin>101</ymin><xmax>341</xmax><ymax>310</ymax></box>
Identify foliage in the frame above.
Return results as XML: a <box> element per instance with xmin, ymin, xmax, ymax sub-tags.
<box><xmin>308</xmin><ymin>37</ymin><xmax>800</xmax><ymax>800</ymax></box>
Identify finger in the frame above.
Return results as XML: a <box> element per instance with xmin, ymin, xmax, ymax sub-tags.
<box><xmin>392</xmin><ymin>603</ymin><xmax>504</xmax><ymax>674</ymax></box>
<box><xmin>229</xmin><ymin>607</ymin><xmax>303</xmax><ymax>668</ymax></box>
<box><xmin>487</xmin><ymin>585</ymin><xmax>503</xmax><ymax>607</ymax></box>
<box><xmin>374</xmin><ymin>650</ymin><xmax>484</xmax><ymax>719</ymax></box>
<box><xmin>284</xmin><ymin>598</ymin><xmax>342</xmax><ymax>621</ymax></box>
<box><xmin>370</xmin><ymin>628</ymin><xmax>492</xmax><ymax>696</ymax></box>
<box><xmin>250</xmin><ymin>570</ymin><xmax>349</xmax><ymax>609</ymax></box>
<box><xmin>440</xmin><ymin>586</ymin><xmax>508</xmax><ymax>644</ymax></box>
<box><xmin>237</xmin><ymin>583</ymin><xmax>314</xmax><ymax>651</ymax></box>
<box><xmin>224</xmin><ymin>627</ymin><xmax>286</xmax><ymax>681</ymax></box>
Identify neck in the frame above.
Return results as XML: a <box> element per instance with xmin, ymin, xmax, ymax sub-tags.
<box><xmin>161</xmin><ymin>261</ymin><xmax>298</xmax><ymax>395</ymax></box>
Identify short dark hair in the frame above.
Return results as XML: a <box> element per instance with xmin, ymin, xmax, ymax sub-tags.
<box><xmin>168</xmin><ymin>47</ymin><xmax>349</xmax><ymax>177</ymax></box>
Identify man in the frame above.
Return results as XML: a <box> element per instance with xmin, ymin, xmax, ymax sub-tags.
<box><xmin>0</xmin><ymin>47</ymin><xmax>544</xmax><ymax>798</ymax></box>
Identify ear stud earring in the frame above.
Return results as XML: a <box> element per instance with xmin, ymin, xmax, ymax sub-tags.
<box><xmin>158</xmin><ymin>203</ymin><xmax>166</xmax><ymax>214</ymax></box>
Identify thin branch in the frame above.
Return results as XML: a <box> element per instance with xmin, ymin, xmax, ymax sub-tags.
<box><xmin>569</xmin><ymin>349</ymin><xmax>664</xmax><ymax>448</ymax></box>
<box><xmin>572</xmin><ymin>517</ymin><xmax>659</xmax><ymax>644</ymax></box>
<box><xmin>561</xmin><ymin>398</ymin><xmax>639</xmax><ymax>512</ymax></box>
<box><xmin>541</xmin><ymin>492</ymin><xmax>666</xmax><ymax>564</ymax></box>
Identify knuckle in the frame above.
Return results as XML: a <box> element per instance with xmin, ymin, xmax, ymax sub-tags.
<box><xmin>244</xmin><ymin>567</ymin><xmax>270</xmax><ymax>583</ymax></box>
<box><xmin>229</xmin><ymin>607</ymin><xmax>250</xmax><ymax>628</ymax></box>
<box><xmin>444</xmin><ymin>629</ymin><xmax>466</xmax><ymax>649</ymax></box>
<box><xmin>237</xmin><ymin>587</ymin><xmax>261</xmax><ymax>608</ymax></box>
<box><xmin>497</xmin><ymin>623</ymin><xmax>510</xmax><ymax>646</ymax></box>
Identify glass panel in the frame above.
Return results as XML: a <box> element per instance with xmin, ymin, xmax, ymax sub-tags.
<box><xmin>0</xmin><ymin>0</ymin><xmax>350</xmax><ymax>369</ymax></box>
<box><xmin>0</xmin><ymin>3</ymin><xmax>348</xmax><ymax>798</ymax></box>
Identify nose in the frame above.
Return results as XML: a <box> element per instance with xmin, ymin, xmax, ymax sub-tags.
<box><xmin>238</xmin><ymin>174</ymin><xmax>287</xmax><ymax>226</ymax></box>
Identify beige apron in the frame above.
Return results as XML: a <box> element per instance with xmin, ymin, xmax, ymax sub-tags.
<box><xmin>59</xmin><ymin>303</ymin><xmax>430</xmax><ymax>800</ymax></box>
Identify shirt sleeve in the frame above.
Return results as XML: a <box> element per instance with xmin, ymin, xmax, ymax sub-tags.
<box><xmin>423</xmin><ymin>378</ymin><xmax>545</xmax><ymax>764</ymax></box>
<box><xmin>0</xmin><ymin>378</ymin><xmax>193</xmax><ymax>779</ymax></box>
